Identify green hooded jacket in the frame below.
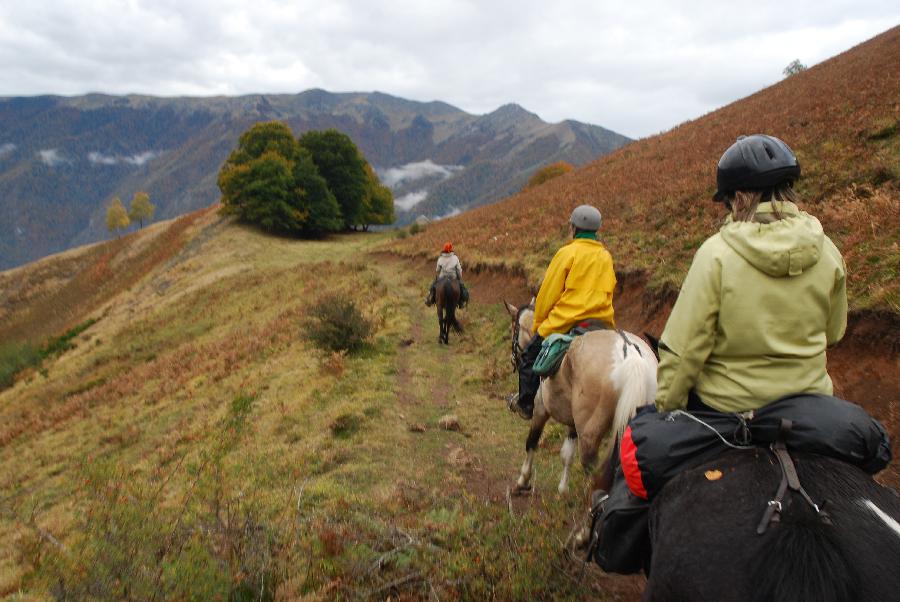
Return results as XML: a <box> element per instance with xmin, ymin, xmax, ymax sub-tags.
<box><xmin>656</xmin><ymin>201</ymin><xmax>847</xmax><ymax>413</ymax></box>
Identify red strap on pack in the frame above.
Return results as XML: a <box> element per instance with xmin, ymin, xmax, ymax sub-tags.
<box><xmin>621</xmin><ymin>425</ymin><xmax>648</xmax><ymax>499</ymax></box>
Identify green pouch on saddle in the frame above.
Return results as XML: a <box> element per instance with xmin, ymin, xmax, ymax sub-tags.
<box><xmin>532</xmin><ymin>333</ymin><xmax>574</xmax><ymax>377</ymax></box>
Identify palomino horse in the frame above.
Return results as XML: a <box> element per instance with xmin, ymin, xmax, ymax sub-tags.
<box><xmin>504</xmin><ymin>301</ymin><xmax>658</xmax><ymax>493</ymax></box>
<box><xmin>435</xmin><ymin>276</ymin><xmax>463</xmax><ymax>345</ymax></box>
<box><xmin>644</xmin><ymin>448</ymin><xmax>900</xmax><ymax>601</ymax></box>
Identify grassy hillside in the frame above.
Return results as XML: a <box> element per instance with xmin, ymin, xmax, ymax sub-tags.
<box><xmin>0</xmin><ymin>212</ymin><xmax>638</xmax><ymax>600</ymax></box>
<box><xmin>388</xmin><ymin>27</ymin><xmax>900</xmax><ymax>316</ymax></box>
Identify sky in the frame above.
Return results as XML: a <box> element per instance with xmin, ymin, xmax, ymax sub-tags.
<box><xmin>0</xmin><ymin>1</ymin><xmax>897</xmax><ymax>138</ymax></box>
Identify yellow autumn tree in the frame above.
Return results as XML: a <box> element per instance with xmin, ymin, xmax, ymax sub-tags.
<box><xmin>105</xmin><ymin>197</ymin><xmax>130</xmax><ymax>236</ymax></box>
<box><xmin>128</xmin><ymin>191</ymin><xmax>155</xmax><ymax>228</ymax></box>
<box><xmin>525</xmin><ymin>161</ymin><xmax>574</xmax><ymax>189</ymax></box>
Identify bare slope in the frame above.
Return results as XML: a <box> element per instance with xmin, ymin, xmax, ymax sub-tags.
<box><xmin>0</xmin><ymin>213</ymin><xmax>629</xmax><ymax>599</ymax></box>
<box><xmin>389</xmin><ymin>26</ymin><xmax>900</xmax><ymax>318</ymax></box>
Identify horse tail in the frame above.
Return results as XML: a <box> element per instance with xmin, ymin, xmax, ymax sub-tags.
<box><xmin>445</xmin><ymin>280</ymin><xmax>463</xmax><ymax>332</ymax></box>
<box><xmin>610</xmin><ymin>332</ymin><xmax>657</xmax><ymax>440</ymax></box>
<box><xmin>750</xmin><ymin>513</ymin><xmax>859</xmax><ymax>602</ymax></box>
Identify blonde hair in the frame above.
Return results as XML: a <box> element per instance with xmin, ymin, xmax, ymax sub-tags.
<box><xmin>727</xmin><ymin>185</ymin><xmax>798</xmax><ymax>222</ymax></box>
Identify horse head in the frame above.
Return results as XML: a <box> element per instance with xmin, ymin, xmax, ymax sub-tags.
<box><xmin>504</xmin><ymin>298</ymin><xmax>535</xmax><ymax>371</ymax></box>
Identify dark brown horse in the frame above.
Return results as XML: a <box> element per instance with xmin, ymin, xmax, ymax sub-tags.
<box><xmin>435</xmin><ymin>276</ymin><xmax>463</xmax><ymax>344</ymax></box>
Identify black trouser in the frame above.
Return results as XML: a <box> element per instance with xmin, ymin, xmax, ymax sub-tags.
<box><xmin>516</xmin><ymin>334</ymin><xmax>544</xmax><ymax>413</ymax></box>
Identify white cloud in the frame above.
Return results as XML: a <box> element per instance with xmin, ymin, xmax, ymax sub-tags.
<box><xmin>123</xmin><ymin>151</ymin><xmax>160</xmax><ymax>166</ymax></box>
<box><xmin>0</xmin><ymin>142</ymin><xmax>15</xmax><ymax>159</ymax></box>
<box><xmin>0</xmin><ymin>2</ymin><xmax>897</xmax><ymax>137</ymax></box>
<box><xmin>381</xmin><ymin>160</ymin><xmax>463</xmax><ymax>188</ymax></box>
<box><xmin>38</xmin><ymin>148</ymin><xmax>67</xmax><ymax>166</ymax></box>
<box><xmin>395</xmin><ymin>190</ymin><xmax>428</xmax><ymax>210</ymax></box>
<box><xmin>87</xmin><ymin>150</ymin><xmax>161</xmax><ymax>166</ymax></box>
<box><xmin>88</xmin><ymin>151</ymin><xmax>118</xmax><ymax>165</ymax></box>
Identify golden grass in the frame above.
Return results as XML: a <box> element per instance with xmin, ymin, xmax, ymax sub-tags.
<box><xmin>0</xmin><ymin>219</ymin><xmax>609</xmax><ymax>599</ymax></box>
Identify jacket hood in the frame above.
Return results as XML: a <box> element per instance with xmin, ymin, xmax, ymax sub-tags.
<box><xmin>719</xmin><ymin>201</ymin><xmax>824</xmax><ymax>277</ymax></box>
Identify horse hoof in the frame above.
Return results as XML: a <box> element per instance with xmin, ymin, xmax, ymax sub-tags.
<box><xmin>513</xmin><ymin>483</ymin><xmax>533</xmax><ymax>495</ymax></box>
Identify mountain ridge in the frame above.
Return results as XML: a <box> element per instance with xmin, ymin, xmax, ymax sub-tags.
<box><xmin>0</xmin><ymin>89</ymin><xmax>630</xmax><ymax>269</ymax></box>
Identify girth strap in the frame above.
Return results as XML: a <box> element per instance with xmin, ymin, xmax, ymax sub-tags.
<box><xmin>757</xmin><ymin>419</ymin><xmax>831</xmax><ymax>534</ymax></box>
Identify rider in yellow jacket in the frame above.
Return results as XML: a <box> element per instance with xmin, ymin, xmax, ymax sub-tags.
<box><xmin>511</xmin><ymin>204</ymin><xmax>617</xmax><ymax>419</ymax></box>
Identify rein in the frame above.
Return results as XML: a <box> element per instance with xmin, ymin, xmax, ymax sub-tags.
<box><xmin>510</xmin><ymin>303</ymin><xmax>534</xmax><ymax>372</ymax></box>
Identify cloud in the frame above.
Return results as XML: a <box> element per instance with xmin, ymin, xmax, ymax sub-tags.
<box><xmin>0</xmin><ymin>142</ymin><xmax>15</xmax><ymax>159</ymax></box>
<box><xmin>88</xmin><ymin>151</ymin><xmax>118</xmax><ymax>165</ymax></box>
<box><xmin>123</xmin><ymin>150</ymin><xmax>160</xmax><ymax>165</ymax></box>
<box><xmin>0</xmin><ymin>2</ymin><xmax>897</xmax><ymax>138</ymax></box>
<box><xmin>395</xmin><ymin>190</ymin><xmax>428</xmax><ymax>211</ymax></box>
<box><xmin>381</xmin><ymin>160</ymin><xmax>462</xmax><ymax>188</ymax></box>
<box><xmin>38</xmin><ymin>148</ymin><xmax>67</xmax><ymax>166</ymax></box>
<box><xmin>87</xmin><ymin>150</ymin><xmax>161</xmax><ymax>166</ymax></box>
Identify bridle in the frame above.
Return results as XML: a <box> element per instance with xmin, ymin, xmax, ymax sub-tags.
<box><xmin>510</xmin><ymin>303</ymin><xmax>534</xmax><ymax>372</ymax></box>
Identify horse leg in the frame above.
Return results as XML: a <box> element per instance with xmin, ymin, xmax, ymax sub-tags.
<box><xmin>437</xmin><ymin>307</ymin><xmax>445</xmax><ymax>344</ymax></box>
<box><xmin>516</xmin><ymin>389</ymin><xmax>549</xmax><ymax>491</ymax></box>
<box><xmin>558</xmin><ymin>427</ymin><xmax>578</xmax><ymax>494</ymax></box>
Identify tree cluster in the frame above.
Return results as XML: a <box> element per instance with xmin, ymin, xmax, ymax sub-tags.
<box><xmin>217</xmin><ymin>122</ymin><xmax>394</xmax><ymax>235</ymax></box>
<box><xmin>106</xmin><ymin>192</ymin><xmax>156</xmax><ymax>236</ymax></box>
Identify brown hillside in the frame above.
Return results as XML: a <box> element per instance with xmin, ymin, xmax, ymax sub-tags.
<box><xmin>0</xmin><ymin>206</ymin><xmax>220</xmax><ymax>345</ymax></box>
<box><xmin>388</xmin><ymin>26</ymin><xmax>900</xmax><ymax>317</ymax></box>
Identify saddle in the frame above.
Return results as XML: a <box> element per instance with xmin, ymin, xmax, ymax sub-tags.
<box><xmin>532</xmin><ymin>319</ymin><xmax>611</xmax><ymax>376</ymax></box>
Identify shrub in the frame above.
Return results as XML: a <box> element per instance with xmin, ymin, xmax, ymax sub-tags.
<box><xmin>0</xmin><ymin>342</ymin><xmax>40</xmax><ymax>389</ymax></box>
<box><xmin>408</xmin><ymin>222</ymin><xmax>422</xmax><ymax>235</ymax></box>
<box><xmin>306</xmin><ymin>295</ymin><xmax>373</xmax><ymax>353</ymax></box>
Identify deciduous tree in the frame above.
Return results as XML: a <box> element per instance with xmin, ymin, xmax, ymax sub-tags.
<box><xmin>359</xmin><ymin>163</ymin><xmax>394</xmax><ymax>230</ymax></box>
<box><xmin>783</xmin><ymin>59</ymin><xmax>807</xmax><ymax>78</ymax></box>
<box><xmin>106</xmin><ymin>197</ymin><xmax>130</xmax><ymax>236</ymax></box>
<box><xmin>298</xmin><ymin>129</ymin><xmax>368</xmax><ymax>229</ymax></box>
<box><xmin>525</xmin><ymin>161</ymin><xmax>574</xmax><ymax>189</ymax></box>
<box><xmin>218</xmin><ymin>121</ymin><xmax>342</xmax><ymax>235</ymax></box>
<box><xmin>128</xmin><ymin>191</ymin><xmax>155</xmax><ymax>228</ymax></box>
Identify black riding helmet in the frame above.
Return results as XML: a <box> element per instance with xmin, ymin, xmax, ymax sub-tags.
<box><xmin>713</xmin><ymin>134</ymin><xmax>800</xmax><ymax>201</ymax></box>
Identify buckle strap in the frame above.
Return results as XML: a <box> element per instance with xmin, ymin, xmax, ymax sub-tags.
<box><xmin>757</xmin><ymin>418</ymin><xmax>829</xmax><ymax>534</ymax></box>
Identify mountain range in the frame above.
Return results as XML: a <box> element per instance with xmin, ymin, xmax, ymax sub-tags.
<box><xmin>0</xmin><ymin>90</ymin><xmax>630</xmax><ymax>269</ymax></box>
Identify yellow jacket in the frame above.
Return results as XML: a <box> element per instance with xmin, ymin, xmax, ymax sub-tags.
<box><xmin>534</xmin><ymin>238</ymin><xmax>616</xmax><ymax>338</ymax></box>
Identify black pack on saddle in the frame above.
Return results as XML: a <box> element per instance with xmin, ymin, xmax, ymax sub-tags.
<box><xmin>588</xmin><ymin>394</ymin><xmax>892</xmax><ymax>576</ymax></box>
<box><xmin>621</xmin><ymin>393</ymin><xmax>891</xmax><ymax>501</ymax></box>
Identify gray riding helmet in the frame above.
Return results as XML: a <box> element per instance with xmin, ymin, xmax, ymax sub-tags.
<box><xmin>570</xmin><ymin>204</ymin><xmax>602</xmax><ymax>231</ymax></box>
<box><xmin>713</xmin><ymin>134</ymin><xmax>800</xmax><ymax>201</ymax></box>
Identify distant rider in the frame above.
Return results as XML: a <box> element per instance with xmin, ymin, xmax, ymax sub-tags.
<box><xmin>510</xmin><ymin>204</ymin><xmax>617</xmax><ymax>420</ymax></box>
<box><xmin>656</xmin><ymin>134</ymin><xmax>847</xmax><ymax>413</ymax></box>
<box><xmin>425</xmin><ymin>242</ymin><xmax>469</xmax><ymax>308</ymax></box>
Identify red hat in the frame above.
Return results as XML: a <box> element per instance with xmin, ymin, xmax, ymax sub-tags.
<box><xmin>442</xmin><ymin>242</ymin><xmax>453</xmax><ymax>253</ymax></box>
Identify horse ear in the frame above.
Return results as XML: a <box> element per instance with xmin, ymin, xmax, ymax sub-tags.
<box><xmin>529</xmin><ymin>297</ymin><xmax>536</xmax><ymax>309</ymax></box>
<box><xmin>503</xmin><ymin>300</ymin><xmax>518</xmax><ymax>317</ymax></box>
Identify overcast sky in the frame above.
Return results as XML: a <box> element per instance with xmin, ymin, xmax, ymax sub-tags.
<box><xmin>0</xmin><ymin>1</ymin><xmax>896</xmax><ymax>138</ymax></box>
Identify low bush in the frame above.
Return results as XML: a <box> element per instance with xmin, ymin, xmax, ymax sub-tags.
<box><xmin>408</xmin><ymin>222</ymin><xmax>423</xmax><ymax>235</ymax></box>
<box><xmin>0</xmin><ymin>341</ymin><xmax>40</xmax><ymax>389</ymax></box>
<box><xmin>306</xmin><ymin>295</ymin><xmax>373</xmax><ymax>353</ymax></box>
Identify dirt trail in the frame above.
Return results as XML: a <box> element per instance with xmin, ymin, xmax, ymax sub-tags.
<box><xmin>374</xmin><ymin>254</ymin><xmax>647</xmax><ymax>599</ymax></box>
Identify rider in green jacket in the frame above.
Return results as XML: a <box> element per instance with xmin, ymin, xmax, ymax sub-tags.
<box><xmin>656</xmin><ymin>134</ymin><xmax>847</xmax><ymax>413</ymax></box>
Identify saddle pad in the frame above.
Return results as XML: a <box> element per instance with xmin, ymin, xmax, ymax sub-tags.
<box><xmin>533</xmin><ymin>333</ymin><xmax>573</xmax><ymax>376</ymax></box>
